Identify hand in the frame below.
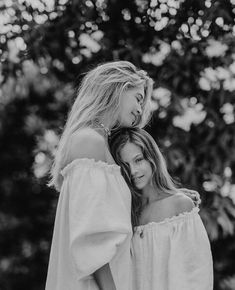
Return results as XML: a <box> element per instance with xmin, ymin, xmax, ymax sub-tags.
<box><xmin>180</xmin><ymin>188</ymin><xmax>201</xmax><ymax>207</ymax></box>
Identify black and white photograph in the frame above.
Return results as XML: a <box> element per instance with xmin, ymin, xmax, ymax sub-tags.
<box><xmin>0</xmin><ymin>0</ymin><xmax>235</xmax><ymax>289</ymax></box>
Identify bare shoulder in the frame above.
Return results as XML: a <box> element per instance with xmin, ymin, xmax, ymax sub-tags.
<box><xmin>172</xmin><ymin>193</ymin><xmax>195</xmax><ymax>215</ymax></box>
<box><xmin>67</xmin><ymin>128</ymin><xmax>106</xmax><ymax>163</ymax></box>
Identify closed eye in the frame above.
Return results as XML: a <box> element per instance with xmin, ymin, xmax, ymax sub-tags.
<box><xmin>136</xmin><ymin>94</ymin><xmax>144</xmax><ymax>105</ymax></box>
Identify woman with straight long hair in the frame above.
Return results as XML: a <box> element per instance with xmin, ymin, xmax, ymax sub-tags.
<box><xmin>110</xmin><ymin>127</ymin><xmax>213</xmax><ymax>290</ymax></box>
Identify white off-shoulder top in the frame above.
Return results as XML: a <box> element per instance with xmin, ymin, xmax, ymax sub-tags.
<box><xmin>45</xmin><ymin>159</ymin><xmax>132</xmax><ymax>290</ymax></box>
<box><xmin>131</xmin><ymin>207</ymin><xmax>213</xmax><ymax>290</ymax></box>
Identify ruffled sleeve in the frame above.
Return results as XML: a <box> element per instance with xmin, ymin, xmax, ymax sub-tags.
<box><xmin>61</xmin><ymin>158</ymin><xmax>132</xmax><ymax>281</ymax></box>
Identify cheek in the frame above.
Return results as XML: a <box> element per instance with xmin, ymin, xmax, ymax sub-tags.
<box><xmin>131</xmin><ymin>99</ymin><xmax>137</xmax><ymax>110</ymax></box>
<box><xmin>125</xmin><ymin>97</ymin><xmax>135</xmax><ymax>110</ymax></box>
<box><xmin>139</xmin><ymin>162</ymin><xmax>148</xmax><ymax>173</ymax></box>
<box><xmin>118</xmin><ymin>109</ymin><xmax>128</xmax><ymax>123</ymax></box>
<box><xmin>145</xmin><ymin>163</ymin><xmax>153</xmax><ymax>176</ymax></box>
<box><xmin>120</xmin><ymin>102</ymin><xmax>130</xmax><ymax>114</ymax></box>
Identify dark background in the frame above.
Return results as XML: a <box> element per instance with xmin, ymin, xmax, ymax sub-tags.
<box><xmin>0</xmin><ymin>0</ymin><xmax>235</xmax><ymax>289</ymax></box>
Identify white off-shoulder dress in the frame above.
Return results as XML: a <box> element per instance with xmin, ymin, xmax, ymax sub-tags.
<box><xmin>45</xmin><ymin>158</ymin><xmax>132</xmax><ymax>290</ymax></box>
<box><xmin>131</xmin><ymin>207</ymin><xmax>213</xmax><ymax>290</ymax></box>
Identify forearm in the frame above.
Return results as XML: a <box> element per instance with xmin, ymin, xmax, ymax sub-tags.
<box><xmin>94</xmin><ymin>263</ymin><xmax>116</xmax><ymax>290</ymax></box>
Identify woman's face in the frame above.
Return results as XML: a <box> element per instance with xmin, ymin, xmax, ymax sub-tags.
<box><xmin>118</xmin><ymin>85</ymin><xmax>145</xmax><ymax>127</ymax></box>
<box><xmin>120</xmin><ymin>142</ymin><xmax>152</xmax><ymax>190</ymax></box>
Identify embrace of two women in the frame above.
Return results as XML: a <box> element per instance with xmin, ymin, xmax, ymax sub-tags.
<box><xmin>45</xmin><ymin>61</ymin><xmax>213</xmax><ymax>290</ymax></box>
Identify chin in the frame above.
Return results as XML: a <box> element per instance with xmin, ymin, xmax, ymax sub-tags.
<box><xmin>124</xmin><ymin>116</ymin><xmax>135</xmax><ymax>127</ymax></box>
<box><xmin>135</xmin><ymin>183</ymin><xmax>145</xmax><ymax>190</ymax></box>
<box><xmin>121</xmin><ymin>121</ymin><xmax>133</xmax><ymax>128</ymax></box>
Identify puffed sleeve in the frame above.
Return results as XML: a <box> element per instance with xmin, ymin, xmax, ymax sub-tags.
<box><xmin>61</xmin><ymin>158</ymin><xmax>132</xmax><ymax>280</ymax></box>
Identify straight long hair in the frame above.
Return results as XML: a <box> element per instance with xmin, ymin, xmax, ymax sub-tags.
<box><xmin>109</xmin><ymin>128</ymin><xmax>179</xmax><ymax>227</ymax></box>
<box><xmin>49</xmin><ymin>61</ymin><xmax>153</xmax><ymax>191</ymax></box>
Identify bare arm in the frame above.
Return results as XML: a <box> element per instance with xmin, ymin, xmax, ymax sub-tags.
<box><xmin>94</xmin><ymin>264</ymin><xmax>116</xmax><ymax>290</ymax></box>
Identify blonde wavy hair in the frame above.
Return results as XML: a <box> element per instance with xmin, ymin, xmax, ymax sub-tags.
<box><xmin>49</xmin><ymin>61</ymin><xmax>153</xmax><ymax>190</ymax></box>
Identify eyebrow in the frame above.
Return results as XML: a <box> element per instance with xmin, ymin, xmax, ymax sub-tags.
<box><xmin>122</xmin><ymin>153</ymin><xmax>142</xmax><ymax>164</ymax></box>
<box><xmin>133</xmin><ymin>153</ymin><xmax>143</xmax><ymax>159</ymax></box>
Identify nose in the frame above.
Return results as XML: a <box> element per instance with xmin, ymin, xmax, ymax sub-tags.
<box><xmin>136</xmin><ymin>103</ymin><xmax>143</xmax><ymax>115</ymax></box>
<box><xmin>130</xmin><ymin>164</ymin><xmax>138</xmax><ymax>178</ymax></box>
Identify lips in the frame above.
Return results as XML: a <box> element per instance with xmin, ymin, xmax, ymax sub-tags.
<box><xmin>133</xmin><ymin>175</ymin><xmax>144</xmax><ymax>183</ymax></box>
<box><xmin>131</xmin><ymin>113</ymin><xmax>137</xmax><ymax>125</ymax></box>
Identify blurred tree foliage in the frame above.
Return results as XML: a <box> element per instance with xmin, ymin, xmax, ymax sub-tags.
<box><xmin>0</xmin><ymin>0</ymin><xmax>235</xmax><ymax>289</ymax></box>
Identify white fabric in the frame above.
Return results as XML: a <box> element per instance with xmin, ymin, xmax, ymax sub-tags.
<box><xmin>45</xmin><ymin>158</ymin><xmax>132</xmax><ymax>290</ymax></box>
<box><xmin>131</xmin><ymin>207</ymin><xmax>213</xmax><ymax>290</ymax></box>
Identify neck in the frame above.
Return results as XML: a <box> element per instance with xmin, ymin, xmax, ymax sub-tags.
<box><xmin>141</xmin><ymin>184</ymin><xmax>157</xmax><ymax>205</ymax></box>
<box><xmin>93</xmin><ymin>119</ymin><xmax>111</xmax><ymax>139</ymax></box>
<box><xmin>99</xmin><ymin>123</ymin><xmax>111</xmax><ymax>136</ymax></box>
<box><xmin>141</xmin><ymin>184</ymin><xmax>169</xmax><ymax>206</ymax></box>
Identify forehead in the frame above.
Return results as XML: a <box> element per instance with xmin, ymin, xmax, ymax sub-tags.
<box><xmin>126</xmin><ymin>84</ymin><xmax>145</xmax><ymax>97</ymax></box>
<box><xmin>120</xmin><ymin>142</ymin><xmax>142</xmax><ymax>162</ymax></box>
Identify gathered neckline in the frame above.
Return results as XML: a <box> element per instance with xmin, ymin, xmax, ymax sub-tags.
<box><xmin>135</xmin><ymin>207</ymin><xmax>200</xmax><ymax>230</ymax></box>
<box><xmin>61</xmin><ymin>158</ymin><xmax>120</xmax><ymax>176</ymax></box>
